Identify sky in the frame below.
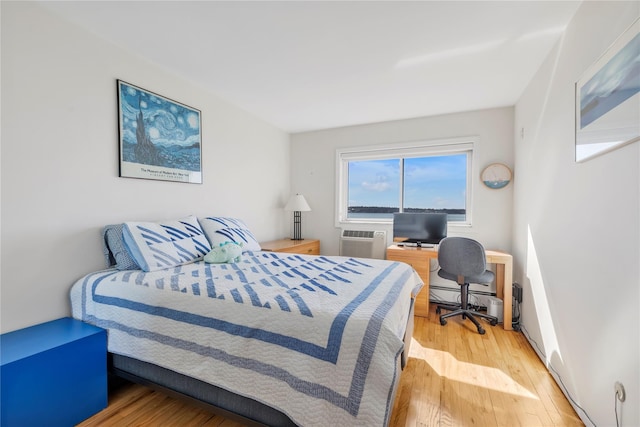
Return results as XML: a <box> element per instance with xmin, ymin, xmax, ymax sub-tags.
<box><xmin>347</xmin><ymin>154</ymin><xmax>467</xmax><ymax>209</ymax></box>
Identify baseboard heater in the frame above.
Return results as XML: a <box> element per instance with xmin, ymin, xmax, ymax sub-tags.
<box><xmin>339</xmin><ymin>230</ymin><xmax>386</xmax><ymax>259</ymax></box>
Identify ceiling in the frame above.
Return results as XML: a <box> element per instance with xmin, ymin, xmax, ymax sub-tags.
<box><xmin>39</xmin><ymin>1</ymin><xmax>581</xmax><ymax>133</ymax></box>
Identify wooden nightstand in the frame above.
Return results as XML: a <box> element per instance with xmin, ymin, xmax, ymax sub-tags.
<box><xmin>260</xmin><ymin>238</ymin><xmax>320</xmax><ymax>255</ymax></box>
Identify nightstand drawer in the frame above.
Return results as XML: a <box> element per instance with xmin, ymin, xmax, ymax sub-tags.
<box><xmin>282</xmin><ymin>240</ymin><xmax>320</xmax><ymax>255</ymax></box>
<box><xmin>260</xmin><ymin>238</ymin><xmax>320</xmax><ymax>255</ymax></box>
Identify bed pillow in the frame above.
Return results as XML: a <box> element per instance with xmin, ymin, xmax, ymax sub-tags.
<box><xmin>198</xmin><ymin>217</ymin><xmax>261</xmax><ymax>252</ymax></box>
<box><xmin>102</xmin><ymin>224</ymin><xmax>140</xmax><ymax>270</ymax></box>
<box><xmin>122</xmin><ymin>215</ymin><xmax>211</xmax><ymax>272</ymax></box>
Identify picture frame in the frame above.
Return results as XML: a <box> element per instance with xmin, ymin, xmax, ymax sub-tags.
<box><xmin>575</xmin><ymin>17</ymin><xmax>639</xmax><ymax>163</ymax></box>
<box><xmin>481</xmin><ymin>163</ymin><xmax>512</xmax><ymax>189</ymax></box>
<box><xmin>117</xmin><ymin>80</ymin><xmax>202</xmax><ymax>183</ymax></box>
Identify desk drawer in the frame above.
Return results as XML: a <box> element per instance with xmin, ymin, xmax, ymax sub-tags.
<box><xmin>386</xmin><ymin>248</ymin><xmax>433</xmax><ymax>318</ymax></box>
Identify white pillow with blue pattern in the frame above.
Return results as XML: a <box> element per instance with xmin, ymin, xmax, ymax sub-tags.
<box><xmin>198</xmin><ymin>217</ymin><xmax>261</xmax><ymax>253</ymax></box>
<box><xmin>123</xmin><ymin>215</ymin><xmax>211</xmax><ymax>272</ymax></box>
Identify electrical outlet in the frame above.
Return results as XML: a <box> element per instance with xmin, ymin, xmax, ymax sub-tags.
<box><xmin>615</xmin><ymin>382</ymin><xmax>626</xmax><ymax>402</ymax></box>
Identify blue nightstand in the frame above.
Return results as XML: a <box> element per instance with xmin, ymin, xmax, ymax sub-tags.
<box><xmin>1</xmin><ymin>317</ymin><xmax>107</xmax><ymax>426</ymax></box>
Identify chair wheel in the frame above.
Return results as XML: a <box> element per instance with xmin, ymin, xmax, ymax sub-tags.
<box><xmin>440</xmin><ymin>318</ymin><xmax>447</xmax><ymax>326</ymax></box>
<box><xmin>490</xmin><ymin>319</ymin><xmax>498</xmax><ymax>326</ymax></box>
<box><xmin>478</xmin><ymin>327</ymin><xmax>486</xmax><ymax>335</ymax></box>
<box><xmin>436</xmin><ymin>307</ymin><xmax>441</xmax><ymax>315</ymax></box>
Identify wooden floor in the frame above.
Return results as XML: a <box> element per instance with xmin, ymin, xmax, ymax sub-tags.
<box><xmin>79</xmin><ymin>306</ymin><xmax>583</xmax><ymax>427</ymax></box>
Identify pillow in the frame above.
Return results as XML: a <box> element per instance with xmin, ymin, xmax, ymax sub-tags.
<box><xmin>122</xmin><ymin>215</ymin><xmax>211</xmax><ymax>272</ymax></box>
<box><xmin>198</xmin><ymin>217</ymin><xmax>261</xmax><ymax>252</ymax></box>
<box><xmin>204</xmin><ymin>241</ymin><xmax>243</xmax><ymax>264</ymax></box>
<box><xmin>102</xmin><ymin>224</ymin><xmax>140</xmax><ymax>270</ymax></box>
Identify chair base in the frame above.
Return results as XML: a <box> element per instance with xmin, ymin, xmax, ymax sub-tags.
<box><xmin>436</xmin><ymin>304</ymin><xmax>498</xmax><ymax>335</ymax></box>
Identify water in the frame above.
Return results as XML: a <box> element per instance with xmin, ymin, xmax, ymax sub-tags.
<box><xmin>347</xmin><ymin>212</ymin><xmax>466</xmax><ymax>222</ymax></box>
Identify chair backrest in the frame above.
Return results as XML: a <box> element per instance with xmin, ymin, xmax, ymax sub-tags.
<box><xmin>438</xmin><ymin>237</ymin><xmax>487</xmax><ymax>277</ymax></box>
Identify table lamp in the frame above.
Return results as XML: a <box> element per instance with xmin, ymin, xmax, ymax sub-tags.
<box><xmin>285</xmin><ymin>194</ymin><xmax>311</xmax><ymax>240</ymax></box>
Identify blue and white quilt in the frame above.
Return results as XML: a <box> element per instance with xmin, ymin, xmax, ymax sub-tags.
<box><xmin>70</xmin><ymin>251</ymin><xmax>423</xmax><ymax>426</ymax></box>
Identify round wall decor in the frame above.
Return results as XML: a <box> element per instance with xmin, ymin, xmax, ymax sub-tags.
<box><xmin>481</xmin><ymin>163</ymin><xmax>512</xmax><ymax>189</ymax></box>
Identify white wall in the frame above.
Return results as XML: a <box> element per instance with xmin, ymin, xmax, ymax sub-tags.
<box><xmin>514</xmin><ymin>2</ymin><xmax>639</xmax><ymax>426</ymax></box>
<box><xmin>1</xmin><ymin>2</ymin><xmax>290</xmax><ymax>333</ymax></box>
<box><xmin>290</xmin><ymin>107</ymin><xmax>514</xmax><ymax>297</ymax></box>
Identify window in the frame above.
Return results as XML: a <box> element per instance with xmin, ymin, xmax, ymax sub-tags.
<box><xmin>336</xmin><ymin>137</ymin><xmax>475</xmax><ymax>225</ymax></box>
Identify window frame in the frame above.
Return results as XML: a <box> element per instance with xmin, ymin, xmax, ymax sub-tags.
<box><xmin>335</xmin><ymin>136</ymin><xmax>477</xmax><ymax>227</ymax></box>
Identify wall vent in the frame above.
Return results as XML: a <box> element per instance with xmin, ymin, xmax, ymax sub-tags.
<box><xmin>339</xmin><ymin>230</ymin><xmax>386</xmax><ymax>259</ymax></box>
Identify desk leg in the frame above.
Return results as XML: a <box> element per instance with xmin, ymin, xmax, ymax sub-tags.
<box><xmin>504</xmin><ymin>261</ymin><xmax>513</xmax><ymax>330</ymax></box>
<box><xmin>415</xmin><ymin>270</ymin><xmax>430</xmax><ymax>318</ymax></box>
<box><xmin>495</xmin><ymin>262</ymin><xmax>513</xmax><ymax>331</ymax></box>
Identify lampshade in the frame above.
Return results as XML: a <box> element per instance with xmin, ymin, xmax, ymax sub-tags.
<box><xmin>284</xmin><ymin>194</ymin><xmax>311</xmax><ymax>212</ymax></box>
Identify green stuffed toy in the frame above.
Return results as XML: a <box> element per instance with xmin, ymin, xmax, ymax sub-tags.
<box><xmin>204</xmin><ymin>241</ymin><xmax>243</xmax><ymax>264</ymax></box>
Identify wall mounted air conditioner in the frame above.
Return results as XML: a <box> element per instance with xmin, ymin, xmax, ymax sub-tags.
<box><xmin>339</xmin><ymin>230</ymin><xmax>387</xmax><ymax>259</ymax></box>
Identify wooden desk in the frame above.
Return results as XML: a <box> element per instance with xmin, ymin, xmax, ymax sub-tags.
<box><xmin>386</xmin><ymin>244</ymin><xmax>513</xmax><ymax>331</ymax></box>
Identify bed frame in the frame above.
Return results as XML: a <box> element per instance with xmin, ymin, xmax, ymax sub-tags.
<box><xmin>108</xmin><ymin>300</ymin><xmax>415</xmax><ymax>426</ymax></box>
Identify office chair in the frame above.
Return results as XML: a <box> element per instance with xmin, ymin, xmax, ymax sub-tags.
<box><xmin>435</xmin><ymin>237</ymin><xmax>498</xmax><ymax>335</ymax></box>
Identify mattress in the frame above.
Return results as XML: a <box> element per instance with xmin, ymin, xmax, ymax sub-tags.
<box><xmin>71</xmin><ymin>251</ymin><xmax>423</xmax><ymax>426</ymax></box>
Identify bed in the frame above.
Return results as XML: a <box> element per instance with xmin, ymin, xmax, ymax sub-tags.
<box><xmin>70</xmin><ymin>216</ymin><xmax>422</xmax><ymax>426</ymax></box>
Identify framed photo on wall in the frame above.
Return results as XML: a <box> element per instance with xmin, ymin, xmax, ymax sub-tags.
<box><xmin>117</xmin><ymin>80</ymin><xmax>202</xmax><ymax>183</ymax></box>
<box><xmin>575</xmin><ymin>17</ymin><xmax>639</xmax><ymax>162</ymax></box>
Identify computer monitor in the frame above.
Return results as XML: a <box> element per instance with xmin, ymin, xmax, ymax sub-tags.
<box><xmin>392</xmin><ymin>212</ymin><xmax>448</xmax><ymax>245</ymax></box>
